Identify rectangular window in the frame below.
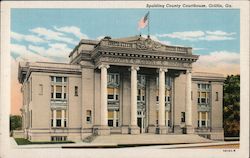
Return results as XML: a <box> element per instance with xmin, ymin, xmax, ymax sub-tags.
<box><xmin>181</xmin><ymin>112</ymin><xmax>185</xmax><ymax>123</ymax></box>
<box><xmin>39</xmin><ymin>84</ymin><xmax>43</xmax><ymax>95</ymax></box>
<box><xmin>107</xmin><ymin>87</ymin><xmax>119</xmax><ymax>101</ymax></box>
<box><xmin>108</xmin><ymin>88</ymin><xmax>114</xmax><ymax>100</ymax></box>
<box><xmin>56</xmin><ymin>85</ymin><xmax>62</xmax><ymax>98</ymax></box>
<box><xmin>75</xmin><ymin>86</ymin><xmax>78</xmax><ymax>96</ymax></box>
<box><xmin>51</xmin><ymin>136</ymin><xmax>67</xmax><ymax>142</ymax></box>
<box><xmin>201</xmin><ymin>120</ymin><xmax>206</xmax><ymax>126</ymax></box>
<box><xmin>108</xmin><ymin>73</ymin><xmax>119</xmax><ymax>85</ymax></box>
<box><xmin>56</xmin><ymin>77</ymin><xmax>62</xmax><ymax>82</ymax></box>
<box><xmin>216</xmin><ymin>92</ymin><xmax>219</xmax><ymax>101</ymax></box>
<box><xmin>197</xmin><ymin>91</ymin><xmax>210</xmax><ymax>104</ymax></box>
<box><xmin>86</xmin><ymin>110</ymin><xmax>92</xmax><ymax>123</ymax></box>
<box><xmin>108</xmin><ymin>120</ymin><xmax>113</xmax><ymax>127</ymax></box>
<box><xmin>64</xmin><ymin>86</ymin><xmax>67</xmax><ymax>99</ymax></box>
<box><xmin>51</xmin><ymin>110</ymin><xmax>67</xmax><ymax>128</ymax></box>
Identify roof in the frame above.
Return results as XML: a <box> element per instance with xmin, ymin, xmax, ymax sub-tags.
<box><xmin>192</xmin><ymin>72</ymin><xmax>226</xmax><ymax>82</ymax></box>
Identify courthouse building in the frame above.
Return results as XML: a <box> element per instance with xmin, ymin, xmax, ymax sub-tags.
<box><xmin>18</xmin><ymin>35</ymin><xmax>225</xmax><ymax>142</ymax></box>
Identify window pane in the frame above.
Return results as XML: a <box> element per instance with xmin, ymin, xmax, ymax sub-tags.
<box><xmin>56</xmin><ymin>93</ymin><xmax>62</xmax><ymax>98</ymax></box>
<box><xmin>64</xmin><ymin>77</ymin><xmax>67</xmax><ymax>82</ymax></box>
<box><xmin>56</xmin><ymin>119</ymin><xmax>61</xmax><ymax>127</ymax></box>
<box><xmin>137</xmin><ymin>96</ymin><xmax>140</xmax><ymax>101</ymax></box>
<box><xmin>108</xmin><ymin>120</ymin><xmax>113</xmax><ymax>127</ymax></box>
<box><xmin>56</xmin><ymin>77</ymin><xmax>62</xmax><ymax>82</ymax></box>
<box><xmin>51</xmin><ymin>86</ymin><xmax>54</xmax><ymax>92</ymax></box>
<box><xmin>202</xmin><ymin>121</ymin><xmax>206</xmax><ymax>126</ymax></box>
<box><xmin>201</xmin><ymin>98</ymin><xmax>206</xmax><ymax>103</ymax></box>
<box><xmin>138</xmin><ymin>89</ymin><xmax>141</xmax><ymax>95</ymax></box>
<box><xmin>201</xmin><ymin>84</ymin><xmax>206</xmax><ymax>89</ymax></box>
<box><xmin>108</xmin><ymin>95</ymin><xmax>114</xmax><ymax>99</ymax></box>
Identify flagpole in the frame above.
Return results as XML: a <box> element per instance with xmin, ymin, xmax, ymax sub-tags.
<box><xmin>148</xmin><ymin>11</ymin><xmax>150</xmax><ymax>38</ymax></box>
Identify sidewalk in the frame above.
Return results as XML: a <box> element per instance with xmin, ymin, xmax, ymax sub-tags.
<box><xmin>10</xmin><ymin>135</ymin><xmax>239</xmax><ymax>149</ymax></box>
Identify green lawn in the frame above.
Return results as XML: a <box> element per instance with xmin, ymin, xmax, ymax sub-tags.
<box><xmin>14</xmin><ymin>138</ymin><xmax>74</xmax><ymax>145</ymax></box>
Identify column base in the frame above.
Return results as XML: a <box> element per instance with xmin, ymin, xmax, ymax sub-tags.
<box><xmin>185</xmin><ymin>125</ymin><xmax>194</xmax><ymax>134</ymax></box>
<box><xmin>129</xmin><ymin>126</ymin><xmax>140</xmax><ymax>135</ymax></box>
<box><xmin>173</xmin><ymin>125</ymin><xmax>183</xmax><ymax>134</ymax></box>
<box><xmin>93</xmin><ymin>125</ymin><xmax>110</xmax><ymax>136</ymax></box>
<box><xmin>121</xmin><ymin>125</ymin><xmax>129</xmax><ymax>134</ymax></box>
<box><xmin>147</xmin><ymin>125</ymin><xmax>156</xmax><ymax>134</ymax></box>
<box><xmin>156</xmin><ymin>126</ymin><xmax>168</xmax><ymax>134</ymax></box>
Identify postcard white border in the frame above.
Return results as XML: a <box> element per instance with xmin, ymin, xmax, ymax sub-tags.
<box><xmin>1</xmin><ymin>1</ymin><xmax>249</xmax><ymax>158</ymax></box>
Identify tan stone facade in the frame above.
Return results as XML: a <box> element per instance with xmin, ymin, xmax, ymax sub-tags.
<box><xmin>18</xmin><ymin>35</ymin><xmax>225</xmax><ymax>142</ymax></box>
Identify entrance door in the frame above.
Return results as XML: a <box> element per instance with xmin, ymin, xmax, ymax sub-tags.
<box><xmin>137</xmin><ymin>118</ymin><xmax>142</xmax><ymax>133</ymax></box>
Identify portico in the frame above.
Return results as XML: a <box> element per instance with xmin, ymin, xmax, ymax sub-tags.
<box><xmin>85</xmin><ymin>35</ymin><xmax>198</xmax><ymax>135</ymax></box>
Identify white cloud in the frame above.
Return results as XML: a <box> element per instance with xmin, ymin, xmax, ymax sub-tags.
<box><xmin>54</xmin><ymin>26</ymin><xmax>88</xmax><ymax>39</ymax></box>
<box><xmin>157</xmin><ymin>31</ymin><xmax>204</xmax><ymax>41</ymax></box>
<box><xmin>28</xmin><ymin>43</ymin><xmax>72</xmax><ymax>59</ymax></box>
<box><xmin>193</xmin><ymin>51</ymin><xmax>240</xmax><ymax>75</ymax></box>
<box><xmin>193</xmin><ymin>47</ymin><xmax>205</xmax><ymax>51</ymax></box>
<box><xmin>11</xmin><ymin>31</ymin><xmax>46</xmax><ymax>43</ymax></box>
<box><xmin>156</xmin><ymin>30</ymin><xmax>235</xmax><ymax>41</ymax></box>
<box><xmin>206</xmin><ymin>30</ymin><xmax>236</xmax><ymax>36</ymax></box>
<box><xmin>201</xmin><ymin>35</ymin><xmax>234</xmax><ymax>41</ymax></box>
<box><xmin>11</xmin><ymin>44</ymin><xmax>52</xmax><ymax>62</ymax></box>
<box><xmin>30</xmin><ymin>27</ymin><xmax>78</xmax><ymax>45</ymax></box>
<box><xmin>96</xmin><ymin>36</ymin><xmax>105</xmax><ymax>41</ymax></box>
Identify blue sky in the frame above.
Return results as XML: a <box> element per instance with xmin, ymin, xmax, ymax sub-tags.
<box><xmin>11</xmin><ymin>8</ymin><xmax>240</xmax><ymax>74</ymax></box>
<box><xmin>10</xmin><ymin>8</ymin><xmax>240</xmax><ymax>115</ymax></box>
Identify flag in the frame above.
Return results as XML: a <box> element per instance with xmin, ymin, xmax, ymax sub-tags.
<box><xmin>138</xmin><ymin>12</ymin><xmax>149</xmax><ymax>30</ymax></box>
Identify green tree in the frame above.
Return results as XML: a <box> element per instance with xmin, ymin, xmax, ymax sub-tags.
<box><xmin>10</xmin><ymin>115</ymin><xmax>22</xmax><ymax>134</ymax></box>
<box><xmin>223</xmin><ymin>75</ymin><xmax>240</xmax><ymax>137</ymax></box>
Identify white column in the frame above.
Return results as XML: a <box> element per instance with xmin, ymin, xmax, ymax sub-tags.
<box><xmin>99</xmin><ymin>64</ymin><xmax>110</xmax><ymax>126</ymax></box>
<box><xmin>205</xmin><ymin>112</ymin><xmax>208</xmax><ymax>127</ymax></box>
<box><xmin>61</xmin><ymin>110</ymin><xmax>65</xmax><ymax>127</ymax></box>
<box><xmin>165</xmin><ymin>111</ymin><xmax>169</xmax><ymax>127</ymax></box>
<box><xmin>53</xmin><ymin>110</ymin><xmax>56</xmax><ymax>128</ymax></box>
<box><xmin>141</xmin><ymin>115</ymin><xmax>144</xmax><ymax>133</ymax></box>
<box><xmin>113</xmin><ymin>110</ymin><xmax>117</xmax><ymax>127</ymax></box>
<box><xmin>185</xmin><ymin>69</ymin><xmax>192</xmax><ymax>126</ymax></box>
<box><xmin>62</xmin><ymin>79</ymin><xmax>64</xmax><ymax>99</ymax></box>
<box><xmin>199</xmin><ymin>112</ymin><xmax>202</xmax><ymax>127</ymax></box>
<box><xmin>158</xmin><ymin>68</ymin><xmax>167</xmax><ymax>126</ymax></box>
<box><xmin>130</xmin><ymin>66</ymin><xmax>139</xmax><ymax>126</ymax></box>
<box><xmin>53</xmin><ymin>85</ymin><xmax>56</xmax><ymax>99</ymax></box>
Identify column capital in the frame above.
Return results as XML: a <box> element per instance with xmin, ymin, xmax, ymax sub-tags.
<box><xmin>186</xmin><ymin>69</ymin><xmax>192</xmax><ymax>73</ymax></box>
<box><xmin>98</xmin><ymin>64</ymin><xmax>110</xmax><ymax>69</ymax></box>
<box><xmin>157</xmin><ymin>67</ymin><xmax>168</xmax><ymax>73</ymax></box>
<box><xmin>130</xmin><ymin>65</ymin><xmax>140</xmax><ymax>71</ymax></box>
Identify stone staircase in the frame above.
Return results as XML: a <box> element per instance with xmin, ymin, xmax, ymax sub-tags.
<box><xmin>82</xmin><ymin>133</ymin><xmax>98</xmax><ymax>143</ymax></box>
